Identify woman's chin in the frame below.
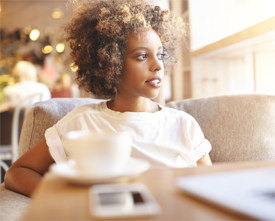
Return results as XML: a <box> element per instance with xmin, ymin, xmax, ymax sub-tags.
<box><xmin>146</xmin><ymin>91</ymin><xmax>160</xmax><ymax>100</ymax></box>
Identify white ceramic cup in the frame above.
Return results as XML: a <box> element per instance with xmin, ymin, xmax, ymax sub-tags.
<box><xmin>62</xmin><ymin>130</ymin><xmax>132</xmax><ymax>176</ymax></box>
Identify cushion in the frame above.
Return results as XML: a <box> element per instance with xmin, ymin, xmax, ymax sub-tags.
<box><xmin>166</xmin><ymin>94</ymin><xmax>275</xmax><ymax>162</ymax></box>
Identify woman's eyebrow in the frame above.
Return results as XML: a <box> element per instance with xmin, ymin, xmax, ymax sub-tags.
<box><xmin>130</xmin><ymin>46</ymin><xmax>163</xmax><ymax>54</ymax></box>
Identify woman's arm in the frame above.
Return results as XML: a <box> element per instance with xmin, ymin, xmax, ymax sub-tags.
<box><xmin>4</xmin><ymin>137</ymin><xmax>55</xmax><ymax>197</ymax></box>
<box><xmin>197</xmin><ymin>154</ymin><xmax>212</xmax><ymax>166</ymax></box>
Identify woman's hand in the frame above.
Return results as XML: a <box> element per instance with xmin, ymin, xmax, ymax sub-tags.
<box><xmin>4</xmin><ymin>137</ymin><xmax>55</xmax><ymax>197</ymax></box>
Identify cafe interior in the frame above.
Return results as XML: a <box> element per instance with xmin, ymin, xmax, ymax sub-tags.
<box><xmin>1</xmin><ymin>0</ymin><xmax>275</xmax><ymax>220</ymax></box>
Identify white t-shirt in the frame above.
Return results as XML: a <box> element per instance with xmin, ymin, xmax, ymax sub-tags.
<box><xmin>45</xmin><ymin>101</ymin><xmax>211</xmax><ymax>168</ymax></box>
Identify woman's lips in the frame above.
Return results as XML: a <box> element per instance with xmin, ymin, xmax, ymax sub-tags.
<box><xmin>145</xmin><ymin>78</ymin><xmax>162</xmax><ymax>88</ymax></box>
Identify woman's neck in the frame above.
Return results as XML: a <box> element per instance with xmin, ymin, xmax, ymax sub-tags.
<box><xmin>107</xmin><ymin>96</ymin><xmax>158</xmax><ymax>113</ymax></box>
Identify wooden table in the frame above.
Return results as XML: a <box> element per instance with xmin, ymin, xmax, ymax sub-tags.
<box><xmin>22</xmin><ymin>161</ymin><xmax>275</xmax><ymax>220</ymax></box>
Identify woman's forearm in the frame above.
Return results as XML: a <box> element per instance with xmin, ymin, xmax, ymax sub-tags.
<box><xmin>4</xmin><ymin>167</ymin><xmax>43</xmax><ymax>197</ymax></box>
<box><xmin>197</xmin><ymin>154</ymin><xmax>212</xmax><ymax>166</ymax></box>
<box><xmin>4</xmin><ymin>137</ymin><xmax>55</xmax><ymax>197</ymax></box>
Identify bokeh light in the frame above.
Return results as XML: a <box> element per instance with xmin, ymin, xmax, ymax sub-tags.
<box><xmin>29</xmin><ymin>29</ymin><xmax>40</xmax><ymax>41</ymax></box>
<box><xmin>23</xmin><ymin>27</ymin><xmax>31</xmax><ymax>35</ymax></box>
<box><xmin>52</xmin><ymin>8</ymin><xmax>64</xmax><ymax>19</ymax></box>
<box><xmin>42</xmin><ymin>45</ymin><xmax>53</xmax><ymax>54</ymax></box>
<box><xmin>70</xmin><ymin>63</ymin><xmax>78</xmax><ymax>72</ymax></box>
<box><xmin>56</xmin><ymin>43</ymin><xmax>65</xmax><ymax>53</ymax></box>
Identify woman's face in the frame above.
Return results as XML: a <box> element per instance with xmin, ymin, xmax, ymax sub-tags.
<box><xmin>118</xmin><ymin>29</ymin><xmax>164</xmax><ymax>100</ymax></box>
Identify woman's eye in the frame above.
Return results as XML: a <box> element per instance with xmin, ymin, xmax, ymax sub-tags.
<box><xmin>158</xmin><ymin>53</ymin><xmax>165</xmax><ymax>60</ymax></box>
<box><xmin>136</xmin><ymin>54</ymin><xmax>147</xmax><ymax>60</ymax></box>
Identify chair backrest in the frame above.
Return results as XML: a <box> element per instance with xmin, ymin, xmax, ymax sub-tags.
<box><xmin>19</xmin><ymin>94</ymin><xmax>275</xmax><ymax>163</ymax></box>
<box><xmin>166</xmin><ymin>94</ymin><xmax>275</xmax><ymax>162</ymax></box>
<box><xmin>11</xmin><ymin>93</ymin><xmax>43</xmax><ymax>162</ymax></box>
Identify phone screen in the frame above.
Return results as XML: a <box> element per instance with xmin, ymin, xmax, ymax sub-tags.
<box><xmin>98</xmin><ymin>191</ymin><xmax>145</xmax><ymax>207</ymax></box>
<box><xmin>91</xmin><ymin>184</ymin><xmax>161</xmax><ymax>218</ymax></box>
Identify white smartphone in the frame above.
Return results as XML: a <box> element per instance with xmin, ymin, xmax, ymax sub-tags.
<box><xmin>89</xmin><ymin>183</ymin><xmax>161</xmax><ymax>219</ymax></box>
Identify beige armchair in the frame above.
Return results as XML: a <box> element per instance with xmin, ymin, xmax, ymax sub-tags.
<box><xmin>1</xmin><ymin>94</ymin><xmax>275</xmax><ymax>221</ymax></box>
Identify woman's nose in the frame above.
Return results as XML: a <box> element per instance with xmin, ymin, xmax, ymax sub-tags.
<box><xmin>150</xmin><ymin>56</ymin><xmax>163</xmax><ymax>72</ymax></box>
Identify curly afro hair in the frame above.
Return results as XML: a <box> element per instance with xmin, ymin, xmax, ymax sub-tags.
<box><xmin>64</xmin><ymin>0</ymin><xmax>187</xmax><ymax>99</ymax></box>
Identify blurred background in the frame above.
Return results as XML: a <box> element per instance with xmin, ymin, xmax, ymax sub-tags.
<box><xmin>0</xmin><ymin>0</ymin><xmax>81</xmax><ymax>103</ymax></box>
<box><xmin>1</xmin><ymin>0</ymin><xmax>275</xmax><ymax>103</ymax></box>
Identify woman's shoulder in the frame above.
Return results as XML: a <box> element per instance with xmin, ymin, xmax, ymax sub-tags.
<box><xmin>69</xmin><ymin>100</ymin><xmax>106</xmax><ymax>115</ymax></box>
<box><xmin>56</xmin><ymin>100</ymin><xmax>107</xmax><ymax>125</ymax></box>
<box><xmin>161</xmin><ymin>105</ymin><xmax>202</xmax><ymax>129</ymax></box>
<box><xmin>161</xmin><ymin>105</ymin><xmax>193</xmax><ymax>118</ymax></box>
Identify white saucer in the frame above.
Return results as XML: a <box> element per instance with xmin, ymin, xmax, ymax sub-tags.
<box><xmin>49</xmin><ymin>158</ymin><xmax>150</xmax><ymax>184</ymax></box>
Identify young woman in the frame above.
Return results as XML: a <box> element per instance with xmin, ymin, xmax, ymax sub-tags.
<box><xmin>4</xmin><ymin>0</ymin><xmax>212</xmax><ymax>197</ymax></box>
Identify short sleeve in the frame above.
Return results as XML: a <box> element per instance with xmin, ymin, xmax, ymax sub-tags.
<box><xmin>45</xmin><ymin>125</ymin><xmax>68</xmax><ymax>163</ymax></box>
<box><xmin>44</xmin><ymin>104</ymin><xmax>94</xmax><ymax>163</ymax></box>
<box><xmin>194</xmin><ymin>139</ymin><xmax>212</xmax><ymax>161</ymax></box>
<box><xmin>185</xmin><ymin>114</ymin><xmax>212</xmax><ymax>161</ymax></box>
